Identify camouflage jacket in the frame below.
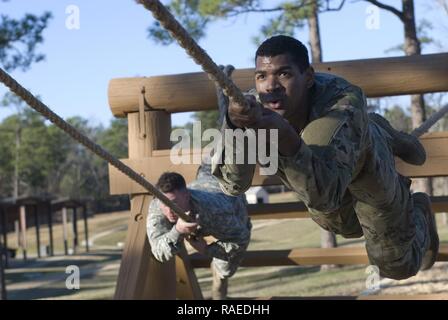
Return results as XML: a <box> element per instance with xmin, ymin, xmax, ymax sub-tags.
<box><xmin>146</xmin><ymin>185</ymin><xmax>251</xmax><ymax>263</ymax></box>
<box><xmin>212</xmin><ymin>73</ymin><xmax>370</xmax><ymax>213</ymax></box>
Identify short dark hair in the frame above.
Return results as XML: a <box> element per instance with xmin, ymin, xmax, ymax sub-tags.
<box><xmin>156</xmin><ymin>172</ymin><xmax>187</xmax><ymax>193</ymax></box>
<box><xmin>255</xmin><ymin>35</ymin><xmax>310</xmax><ymax>72</ymax></box>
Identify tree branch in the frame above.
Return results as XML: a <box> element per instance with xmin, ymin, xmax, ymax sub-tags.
<box><xmin>321</xmin><ymin>0</ymin><xmax>346</xmax><ymax>12</ymax></box>
<box><xmin>363</xmin><ymin>0</ymin><xmax>404</xmax><ymax>21</ymax></box>
<box><xmin>221</xmin><ymin>0</ymin><xmax>312</xmax><ymax>18</ymax></box>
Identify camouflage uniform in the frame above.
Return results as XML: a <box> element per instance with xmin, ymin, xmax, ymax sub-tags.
<box><xmin>212</xmin><ymin>73</ymin><xmax>430</xmax><ymax>280</ymax></box>
<box><xmin>146</xmin><ymin>164</ymin><xmax>252</xmax><ymax>279</ymax></box>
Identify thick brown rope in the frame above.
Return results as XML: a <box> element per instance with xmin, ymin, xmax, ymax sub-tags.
<box><xmin>137</xmin><ymin>0</ymin><xmax>250</xmax><ymax>111</ymax></box>
<box><xmin>0</xmin><ymin>67</ymin><xmax>193</xmax><ymax>222</ymax></box>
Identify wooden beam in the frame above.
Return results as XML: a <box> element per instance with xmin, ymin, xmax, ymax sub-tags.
<box><xmin>247</xmin><ymin>196</ymin><xmax>448</xmax><ymax>220</ymax></box>
<box><xmin>108</xmin><ymin>53</ymin><xmax>448</xmax><ymax>117</ymax></box>
<box><xmin>189</xmin><ymin>244</ymin><xmax>448</xmax><ymax>268</ymax></box>
<box><xmin>175</xmin><ymin>245</ymin><xmax>204</xmax><ymax>300</ymax></box>
<box><xmin>114</xmin><ymin>111</ymin><xmax>177</xmax><ymax>300</ymax></box>
<box><xmin>108</xmin><ymin>132</ymin><xmax>448</xmax><ymax>195</ymax></box>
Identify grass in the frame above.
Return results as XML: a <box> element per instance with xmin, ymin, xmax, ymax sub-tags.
<box><xmin>3</xmin><ymin>192</ymin><xmax>448</xmax><ymax>300</ymax></box>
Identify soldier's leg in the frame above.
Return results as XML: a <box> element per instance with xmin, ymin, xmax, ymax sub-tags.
<box><xmin>300</xmin><ymin>113</ymin><xmax>363</xmax><ymax>239</ymax></box>
<box><xmin>307</xmin><ymin>190</ymin><xmax>363</xmax><ymax>238</ymax></box>
<box><xmin>210</xmin><ymin>240</ymin><xmax>248</xmax><ymax>300</ymax></box>
<box><xmin>349</xmin><ymin>121</ymin><xmax>430</xmax><ymax>280</ymax></box>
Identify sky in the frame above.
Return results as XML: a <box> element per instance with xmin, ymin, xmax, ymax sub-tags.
<box><xmin>1</xmin><ymin>0</ymin><xmax>447</xmax><ymax>128</ymax></box>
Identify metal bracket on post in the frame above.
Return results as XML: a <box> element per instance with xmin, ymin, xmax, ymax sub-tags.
<box><xmin>138</xmin><ymin>86</ymin><xmax>147</xmax><ymax>139</ymax></box>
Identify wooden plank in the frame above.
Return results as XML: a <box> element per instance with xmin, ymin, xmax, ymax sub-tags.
<box><xmin>109</xmin><ymin>132</ymin><xmax>448</xmax><ymax>195</ymax></box>
<box><xmin>175</xmin><ymin>245</ymin><xmax>204</xmax><ymax>300</ymax></box>
<box><xmin>247</xmin><ymin>196</ymin><xmax>448</xmax><ymax>220</ymax></box>
<box><xmin>396</xmin><ymin>132</ymin><xmax>448</xmax><ymax>178</ymax></box>
<box><xmin>114</xmin><ymin>111</ymin><xmax>177</xmax><ymax>300</ymax></box>
<box><xmin>108</xmin><ymin>53</ymin><xmax>448</xmax><ymax>117</ymax></box>
<box><xmin>189</xmin><ymin>245</ymin><xmax>448</xmax><ymax>268</ymax></box>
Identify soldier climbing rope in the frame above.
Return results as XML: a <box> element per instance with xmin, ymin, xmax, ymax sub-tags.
<box><xmin>0</xmin><ymin>0</ymin><xmax>447</xmax><ymax>226</ymax></box>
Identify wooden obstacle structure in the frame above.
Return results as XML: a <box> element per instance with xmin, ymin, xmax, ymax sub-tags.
<box><xmin>0</xmin><ymin>197</ymin><xmax>90</xmax><ymax>261</ymax></box>
<box><xmin>108</xmin><ymin>53</ymin><xmax>448</xmax><ymax>300</ymax></box>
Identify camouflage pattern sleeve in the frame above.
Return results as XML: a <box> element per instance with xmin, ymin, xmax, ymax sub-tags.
<box><xmin>204</xmin><ymin>240</ymin><xmax>247</xmax><ymax>262</ymax></box>
<box><xmin>278</xmin><ymin>94</ymin><xmax>368</xmax><ymax>213</ymax></box>
<box><xmin>146</xmin><ymin>198</ymin><xmax>184</xmax><ymax>262</ymax></box>
<box><xmin>211</xmin><ymin>114</ymin><xmax>256</xmax><ymax>196</ymax></box>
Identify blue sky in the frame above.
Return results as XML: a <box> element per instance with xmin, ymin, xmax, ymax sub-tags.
<box><xmin>1</xmin><ymin>0</ymin><xmax>447</xmax><ymax>127</ymax></box>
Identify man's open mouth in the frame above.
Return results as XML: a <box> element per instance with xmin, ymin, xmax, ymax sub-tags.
<box><xmin>267</xmin><ymin>100</ymin><xmax>283</xmax><ymax>109</ymax></box>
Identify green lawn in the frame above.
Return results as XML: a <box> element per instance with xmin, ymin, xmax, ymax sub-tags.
<box><xmin>3</xmin><ymin>194</ymin><xmax>448</xmax><ymax>300</ymax></box>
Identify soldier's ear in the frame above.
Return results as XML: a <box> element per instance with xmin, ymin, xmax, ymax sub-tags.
<box><xmin>305</xmin><ymin>66</ymin><xmax>315</xmax><ymax>89</ymax></box>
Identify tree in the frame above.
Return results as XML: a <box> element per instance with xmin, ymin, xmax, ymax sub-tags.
<box><xmin>0</xmin><ymin>1</ymin><xmax>52</xmax><ymax>72</ymax></box>
<box><xmin>0</xmin><ymin>2</ymin><xmax>52</xmax><ymax>197</ymax></box>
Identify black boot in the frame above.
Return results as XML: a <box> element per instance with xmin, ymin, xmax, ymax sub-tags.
<box><xmin>369</xmin><ymin>113</ymin><xmax>426</xmax><ymax>166</ymax></box>
<box><xmin>413</xmin><ymin>192</ymin><xmax>439</xmax><ymax>271</ymax></box>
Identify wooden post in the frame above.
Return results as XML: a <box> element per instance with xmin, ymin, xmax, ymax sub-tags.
<box><xmin>114</xmin><ymin>109</ymin><xmax>176</xmax><ymax>300</ymax></box>
<box><xmin>0</xmin><ymin>240</ymin><xmax>6</xmax><ymax>300</ymax></box>
<box><xmin>176</xmin><ymin>245</ymin><xmax>204</xmax><ymax>300</ymax></box>
<box><xmin>0</xmin><ymin>206</ymin><xmax>7</xmax><ymax>267</ymax></box>
<box><xmin>62</xmin><ymin>207</ymin><xmax>68</xmax><ymax>255</ymax></box>
<box><xmin>82</xmin><ymin>205</ymin><xmax>89</xmax><ymax>252</ymax></box>
<box><xmin>14</xmin><ymin>220</ymin><xmax>19</xmax><ymax>249</ymax></box>
<box><xmin>34</xmin><ymin>205</ymin><xmax>41</xmax><ymax>258</ymax></box>
<box><xmin>19</xmin><ymin>206</ymin><xmax>27</xmax><ymax>261</ymax></box>
<box><xmin>72</xmin><ymin>207</ymin><xmax>78</xmax><ymax>254</ymax></box>
<box><xmin>47</xmin><ymin>203</ymin><xmax>54</xmax><ymax>256</ymax></box>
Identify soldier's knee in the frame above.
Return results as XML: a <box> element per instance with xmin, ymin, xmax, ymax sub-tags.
<box><xmin>369</xmin><ymin>254</ymin><xmax>419</xmax><ymax>280</ymax></box>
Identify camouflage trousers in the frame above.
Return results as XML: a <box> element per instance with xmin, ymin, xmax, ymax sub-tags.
<box><xmin>305</xmin><ymin>117</ymin><xmax>429</xmax><ymax>280</ymax></box>
<box><xmin>189</xmin><ymin>163</ymin><xmax>250</xmax><ymax>279</ymax></box>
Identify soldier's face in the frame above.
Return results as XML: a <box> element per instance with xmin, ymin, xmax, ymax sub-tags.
<box><xmin>255</xmin><ymin>53</ymin><xmax>314</xmax><ymax>124</ymax></box>
<box><xmin>160</xmin><ymin>188</ymin><xmax>191</xmax><ymax>223</ymax></box>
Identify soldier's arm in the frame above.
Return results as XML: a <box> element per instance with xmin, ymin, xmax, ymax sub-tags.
<box><xmin>204</xmin><ymin>239</ymin><xmax>248</xmax><ymax>263</ymax></box>
<box><xmin>279</xmin><ymin>93</ymin><xmax>367</xmax><ymax>212</ymax></box>
<box><xmin>211</xmin><ymin>114</ymin><xmax>256</xmax><ymax>196</ymax></box>
<box><xmin>146</xmin><ymin>200</ymin><xmax>183</xmax><ymax>262</ymax></box>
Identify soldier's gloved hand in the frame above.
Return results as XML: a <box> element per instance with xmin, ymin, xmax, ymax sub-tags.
<box><xmin>175</xmin><ymin>213</ymin><xmax>198</xmax><ymax>235</ymax></box>
<box><xmin>186</xmin><ymin>236</ymin><xmax>207</xmax><ymax>255</ymax></box>
<box><xmin>228</xmin><ymin>94</ymin><xmax>263</xmax><ymax>129</ymax></box>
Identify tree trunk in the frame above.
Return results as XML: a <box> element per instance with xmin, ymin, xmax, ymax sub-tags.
<box><xmin>308</xmin><ymin>0</ymin><xmax>338</xmax><ymax>270</ymax></box>
<box><xmin>13</xmin><ymin>126</ymin><xmax>20</xmax><ymax>199</ymax></box>
<box><xmin>402</xmin><ymin>0</ymin><xmax>432</xmax><ymax>195</ymax></box>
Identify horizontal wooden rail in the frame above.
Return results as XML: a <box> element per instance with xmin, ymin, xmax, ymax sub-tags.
<box><xmin>108</xmin><ymin>53</ymin><xmax>448</xmax><ymax>117</ymax></box>
<box><xmin>189</xmin><ymin>245</ymin><xmax>448</xmax><ymax>268</ymax></box>
<box><xmin>247</xmin><ymin>196</ymin><xmax>448</xmax><ymax>220</ymax></box>
<box><xmin>109</xmin><ymin>132</ymin><xmax>448</xmax><ymax>195</ymax></box>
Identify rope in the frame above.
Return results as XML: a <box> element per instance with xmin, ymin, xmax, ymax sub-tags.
<box><xmin>139</xmin><ymin>0</ymin><xmax>448</xmax><ymax>136</ymax></box>
<box><xmin>137</xmin><ymin>0</ymin><xmax>250</xmax><ymax>111</ymax></box>
<box><xmin>0</xmin><ymin>67</ymin><xmax>193</xmax><ymax>223</ymax></box>
<box><xmin>412</xmin><ymin>104</ymin><xmax>448</xmax><ymax>137</ymax></box>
